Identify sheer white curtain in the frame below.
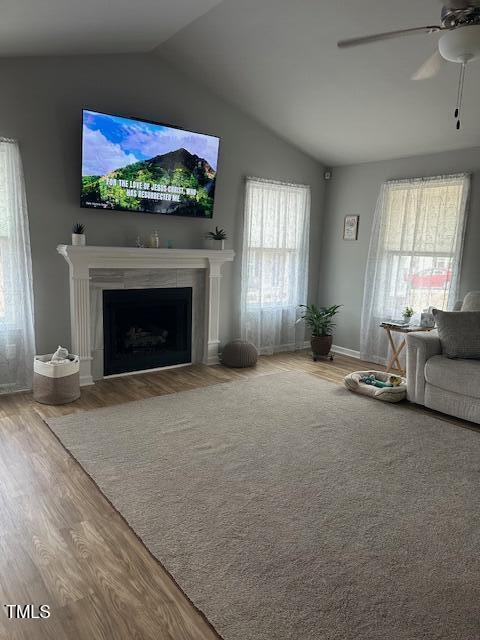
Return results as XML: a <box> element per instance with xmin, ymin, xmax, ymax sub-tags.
<box><xmin>0</xmin><ymin>138</ymin><xmax>35</xmax><ymax>392</ymax></box>
<box><xmin>361</xmin><ymin>173</ymin><xmax>470</xmax><ymax>365</ymax></box>
<box><xmin>240</xmin><ymin>177</ymin><xmax>310</xmax><ymax>354</ymax></box>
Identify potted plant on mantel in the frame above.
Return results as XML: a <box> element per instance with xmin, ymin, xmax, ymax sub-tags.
<box><xmin>205</xmin><ymin>226</ymin><xmax>227</xmax><ymax>250</ymax></box>
<box><xmin>299</xmin><ymin>304</ymin><xmax>342</xmax><ymax>360</ymax></box>
<box><xmin>72</xmin><ymin>222</ymin><xmax>86</xmax><ymax>246</ymax></box>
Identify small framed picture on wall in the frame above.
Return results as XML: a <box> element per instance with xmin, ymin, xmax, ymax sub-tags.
<box><xmin>343</xmin><ymin>215</ymin><xmax>359</xmax><ymax>241</ymax></box>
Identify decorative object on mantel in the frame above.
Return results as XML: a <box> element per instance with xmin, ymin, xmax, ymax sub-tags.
<box><xmin>72</xmin><ymin>222</ymin><xmax>86</xmax><ymax>246</ymax></box>
<box><xmin>135</xmin><ymin>235</ymin><xmax>145</xmax><ymax>248</ymax></box>
<box><xmin>206</xmin><ymin>226</ymin><xmax>227</xmax><ymax>250</ymax></box>
<box><xmin>299</xmin><ymin>303</ymin><xmax>341</xmax><ymax>361</ymax></box>
<box><xmin>167</xmin><ymin>239</ymin><xmax>173</xmax><ymax>249</ymax></box>
<box><xmin>221</xmin><ymin>340</ymin><xmax>258</xmax><ymax>368</ymax></box>
<box><xmin>150</xmin><ymin>230</ymin><xmax>160</xmax><ymax>248</ymax></box>
<box><xmin>343</xmin><ymin>215</ymin><xmax>359</xmax><ymax>240</ymax></box>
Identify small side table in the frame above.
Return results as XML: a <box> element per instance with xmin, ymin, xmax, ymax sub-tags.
<box><xmin>380</xmin><ymin>323</ymin><xmax>434</xmax><ymax>376</ymax></box>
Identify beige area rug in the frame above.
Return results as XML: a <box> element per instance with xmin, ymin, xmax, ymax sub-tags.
<box><xmin>46</xmin><ymin>372</ymin><xmax>480</xmax><ymax>640</ymax></box>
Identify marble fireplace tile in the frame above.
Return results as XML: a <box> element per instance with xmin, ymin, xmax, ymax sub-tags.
<box><xmin>90</xmin><ymin>268</ymin><xmax>125</xmax><ymax>283</ymax></box>
<box><xmin>123</xmin><ymin>269</ymin><xmax>178</xmax><ymax>288</ymax></box>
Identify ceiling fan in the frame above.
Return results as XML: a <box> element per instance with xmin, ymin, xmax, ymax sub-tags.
<box><xmin>337</xmin><ymin>1</ymin><xmax>480</xmax><ymax>129</ymax></box>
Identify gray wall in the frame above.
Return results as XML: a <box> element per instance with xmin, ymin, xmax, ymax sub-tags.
<box><xmin>0</xmin><ymin>54</ymin><xmax>324</xmax><ymax>354</ymax></box>
<box><xmin>319</xmin><ymin>147</ymin><xmax>480</xmax><ymax>353</ymax></box>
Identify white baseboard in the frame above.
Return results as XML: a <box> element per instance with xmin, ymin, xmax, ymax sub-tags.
<box><xmin>251</xmin><ymin>342</ymin><xmax>312</xmax><ymax>356</ymax></box>
<box><xmin>331</xmin><ymin>344</ymin><xmax>361</xmax><ymax>359</ymax></box>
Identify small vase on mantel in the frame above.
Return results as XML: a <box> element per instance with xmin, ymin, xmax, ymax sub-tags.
<box><xmin>71</xmin><ymin>222</ymin><xmax>86</xmax><ymax>246</ymax></box>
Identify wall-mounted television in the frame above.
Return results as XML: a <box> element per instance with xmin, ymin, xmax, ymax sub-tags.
<box><xmin>81</xmin><ymin>110</ymin><xmax>220</xmax><ymax>218</ymax></box>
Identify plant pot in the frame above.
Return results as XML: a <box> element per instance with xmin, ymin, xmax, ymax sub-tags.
<box><xmin>402</xmin><ymin>315</ymin><xmax>411</xmax><ymax>325</ymax></box>
<box><xmin>204</xmin><ymin>238</ymin><xmax>225</xmax><ymax>250</ymax></box>
<box><xmin>311</xmin><ymin>335</ymin><xmax>333</xmax><ymax>357</ymax></box>
<box><xmin>72</xmin><ymin>233</ymin><xmax>86</xmax><ymax>246</ymax></box>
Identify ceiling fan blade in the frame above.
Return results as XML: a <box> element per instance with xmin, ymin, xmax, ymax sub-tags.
<box><xmin>412</xmin><ymin>49</ymin><xmax>446</xmax><ymax>80</ymax></box>
<box><xmin>338</xmin><ymin>25</ymin><xmax>442</xmax><ymax>49</ymax></box>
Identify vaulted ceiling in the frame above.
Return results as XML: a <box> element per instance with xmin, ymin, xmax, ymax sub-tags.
<box><xmin>158</xmin><ymin>0</ymin><xmax>480</xmax><ymax>165</ymax></box>
<box><xmin>2</xmin><ymin>0</ymin><xmax>480</xmax><ymax>165</ymax></box>
<box><xmin>0</xmin><ymin>0</ymin><xmax>222</xmax><ymax>56</ymax></box>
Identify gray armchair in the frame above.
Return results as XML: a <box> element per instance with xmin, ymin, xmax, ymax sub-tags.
<box><xmin>406</xmin><ymin>292</ymin><xmax>480</xmax><ymax>424</ymax></box>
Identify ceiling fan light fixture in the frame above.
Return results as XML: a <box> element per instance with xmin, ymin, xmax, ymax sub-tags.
<box><xmin>438</xmin><ymin>23</ymin><xmax>480</xmax><ymax>61</ymax></box>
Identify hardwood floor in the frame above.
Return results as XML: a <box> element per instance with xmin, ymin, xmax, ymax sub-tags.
<box><xmin>0</xmin><ymin>350</ymin><xmax>474</xmax><ymax>639</ymax></box>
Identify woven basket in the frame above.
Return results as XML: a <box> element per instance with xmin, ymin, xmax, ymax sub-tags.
<box><xmin>33</xmin><ymin>354</ymin><xmax>80</xmax><ymax>405</ymax></box>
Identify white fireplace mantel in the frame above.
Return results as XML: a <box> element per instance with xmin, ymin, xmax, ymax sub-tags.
<box><xmin>57</xmin><ymin>245</ymin><xmax>235</xmax><ymax>386</ymax></box>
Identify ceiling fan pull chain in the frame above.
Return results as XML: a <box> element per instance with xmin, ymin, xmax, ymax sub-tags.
<box><xmin>454</xmin><ymin>67</ymin><xmax>461</xmax><ymax>120</ymax></box>
<box><xmin>455</xmin><ymin>62</ymin><xmax>467</xmax><ymax>130</ymax></box>
<box><xmin>454</xmin><ymin>63</ymin><xmax>463</xmax><ymax>119</ymax></box>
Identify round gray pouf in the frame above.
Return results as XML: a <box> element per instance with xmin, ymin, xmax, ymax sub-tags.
<box><xmin>222</xmin><ymin>340</ymin><xmax>258</xmax><ymax>368</ymax></box>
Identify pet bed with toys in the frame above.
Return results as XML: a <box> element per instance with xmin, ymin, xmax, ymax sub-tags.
<box><xmin>344</xmin><ymin>370</ymin><xmax>407</xmax><ymax>403</ymax></box>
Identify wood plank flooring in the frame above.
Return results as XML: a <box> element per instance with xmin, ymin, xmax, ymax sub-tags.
<box><xmin>0</xmin><ymin>351</ymin><xmax>475</xmax><ymax>639</ymax></box>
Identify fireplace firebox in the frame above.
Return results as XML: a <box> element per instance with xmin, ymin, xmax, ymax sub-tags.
<box><xmin>103</xmin><ymin>287</ymin><xmax>192</xmax><ymax>376</ymax></box>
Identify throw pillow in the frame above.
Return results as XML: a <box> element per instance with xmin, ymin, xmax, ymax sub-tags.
<box><xmin>432</xmin><ymin>309</ymin><xmax>480</xmax><ymax>359</ymax></box>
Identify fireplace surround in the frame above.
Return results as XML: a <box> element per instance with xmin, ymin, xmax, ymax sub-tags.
<box><xmin>57</xmin><ymin>245</ymin><xmax>235</xmax><ymax>385</ymax></box>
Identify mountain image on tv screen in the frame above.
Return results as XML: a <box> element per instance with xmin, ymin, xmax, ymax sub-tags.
<box><xmin>81</xmin><ymin>110</ymin><xmax>220</xmax><ymax>218</ymax></box>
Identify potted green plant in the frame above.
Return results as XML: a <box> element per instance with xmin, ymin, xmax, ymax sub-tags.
<box><xmin>206</xmin><ymin>226</ymin><xmax>227</xmax><ymax>250</ymax></box>
<box><xmin>299</xmin><ymin>304</ymin><xmax>342</xmax><ymax>358</ymax></box>
<box><xmin>72</xmin><ymin>222</ymin><xmax>86</xmax><ymax>246</ymax></box>
<box><xmin>402</xmin><ymin>306</ymin><xmax>414</xmax><ymax>325</ymax></box>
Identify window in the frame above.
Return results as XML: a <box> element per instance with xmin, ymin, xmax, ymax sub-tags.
<box><xmin>361</xmin><ymin>173</ymin><xmax>470</xmax><ymax>364</ymax></box>
<box><xmin>240</xmin><ymin>177</ymin><xmax>310</xmax><ymax>355</ymax></box>
<box><xmin>0</xmin><ymin>138</ymin><xmax>36</xmax><ymax>392</ymax></box>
